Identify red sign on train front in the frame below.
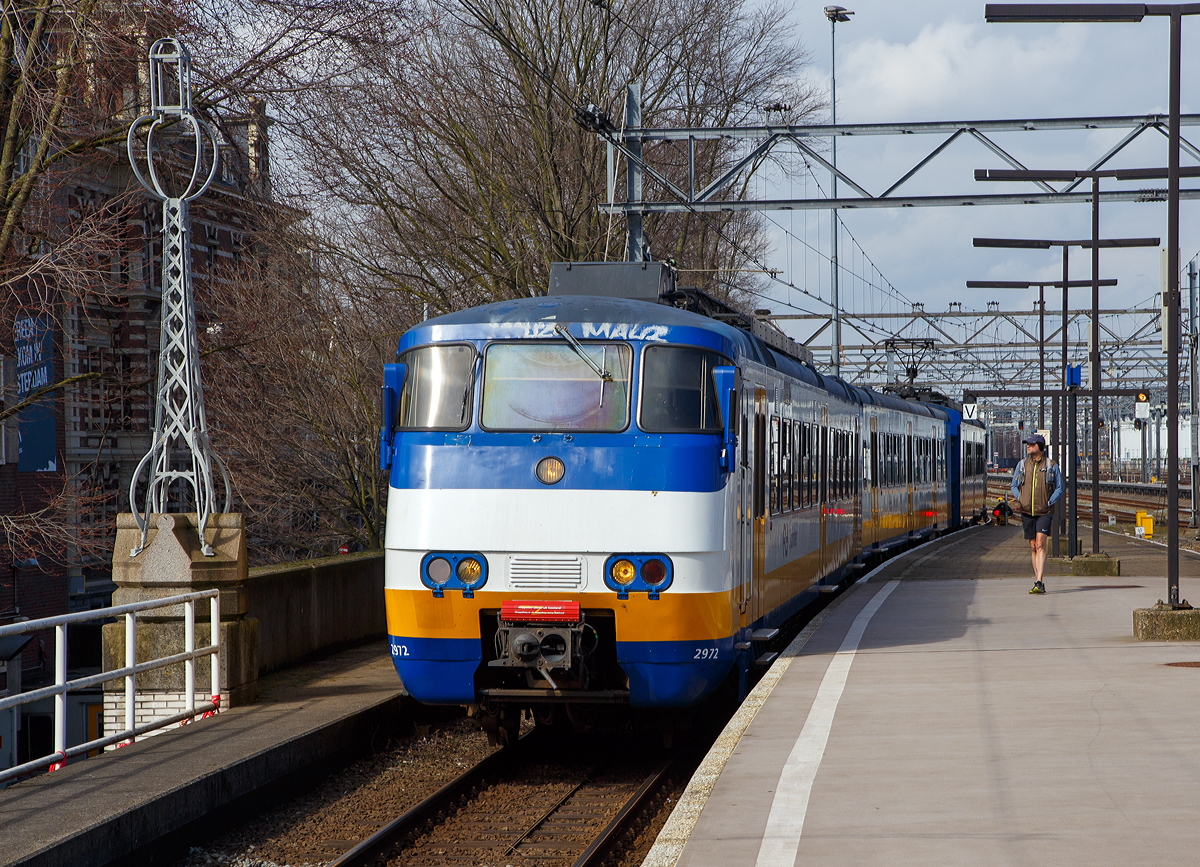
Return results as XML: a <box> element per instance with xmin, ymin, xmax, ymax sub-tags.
<box><xmin>500</xmin><ymin>600</ymin><xmax>582</xmax><ymax>623</ymax></box>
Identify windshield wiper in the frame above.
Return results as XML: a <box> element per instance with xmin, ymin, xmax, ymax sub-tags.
<box><xmin>459</xmin><ymin>350</ymin><xmax>479</xmax><ymax>423</ymax></box>
<box><xmin>554</xmin><ymin>325</ymin><xmax>612</xmax><ymax>381</ymax></box>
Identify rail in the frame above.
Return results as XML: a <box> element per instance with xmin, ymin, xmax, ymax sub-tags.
<box><xmin>330</xmin><ymin>732</ymin><xmax>672</xmax><ymax>867</ymax></box>
<box><xmin>0</xmin><ymin>589</ymin><xmax>220</xmax><ymax>784</ymax></box>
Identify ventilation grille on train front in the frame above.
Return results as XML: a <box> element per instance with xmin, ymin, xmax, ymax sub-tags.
<box><xmin>508</xmin><ymin>556</ymin><xmax>585</xmax><ymax>589</ymax></box>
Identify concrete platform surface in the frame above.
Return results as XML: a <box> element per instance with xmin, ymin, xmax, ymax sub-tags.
<box><xmin>657</xmin><ymin>524</ymin><xmax>1200</xmax><ymax>867</ymax></box>
<box><xmin>0</xmin><ymin>641</ymin><xmax>404</xmax><ymax>867</ymax></box>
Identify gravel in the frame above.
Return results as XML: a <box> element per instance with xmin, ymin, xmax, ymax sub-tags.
<box><xmin>172</xmin><ymin>716</ymin><xmax>498</xmax><ymax>867</ymax></box>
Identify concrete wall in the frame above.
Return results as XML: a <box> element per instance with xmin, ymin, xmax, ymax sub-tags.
<box><xmin>246</xmin><ymin>551</ymin><xmax>385</xmax><ymax>675</ymax></box>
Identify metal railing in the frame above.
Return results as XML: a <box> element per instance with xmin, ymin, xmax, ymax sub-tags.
<box><xmin>0</xmin><ymin>589</ymin><xmax>220</xmax><ymax>785</ymax></box>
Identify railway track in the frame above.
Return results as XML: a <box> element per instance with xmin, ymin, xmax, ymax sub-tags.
<box><xmin>330</xmin><ymin>731</ymin><xmax>673</xmax><ymax>867</ymax></box>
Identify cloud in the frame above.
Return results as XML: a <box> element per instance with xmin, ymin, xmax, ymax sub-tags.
<box><xmin>836</xmin><ymin>21</ymin><xmax>1088</xmax><ymax>122</ymax></box>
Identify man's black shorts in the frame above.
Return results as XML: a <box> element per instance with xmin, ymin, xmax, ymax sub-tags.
<box><xmin>1022</xmin><ymin>513</ymin><xmax>1054</xmax><ymax>540</ymax></box>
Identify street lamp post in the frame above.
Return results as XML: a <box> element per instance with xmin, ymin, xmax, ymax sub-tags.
<box><xmin>825</xmin><ymin>5</ymin><xmax>852</xmax><ymax>377</ymax></box>
<box><xmin>985</xmin><ymin>0</ymin><xmax>1200</xmax><ymax>611</ymax></box>
<box><xmin>973</xmin><ymin>238</ymin><xmax>1156</xmax><ymax>556</ymax></box>
<box><xmin>966</xmin><ymin>277</ymin><xmax>1120</xmax><ymax>558</ymax></box>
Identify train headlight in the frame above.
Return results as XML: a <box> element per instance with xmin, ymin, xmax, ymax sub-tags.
<box><xmin>536</xmin><ymin>456</ymin><xmax>565</xmax><ymax>485</ymax></box>
<box><xmin>421</xmin><ymin>552</ymin><xmax>488</xmax><ymax>598</ymax></box>
<box><xmin>456</xmin><ymin>557</ymin><xmax>482</xmax><ymax>582</ymax></box>
<box><xmin>604</xmin><ymin>554</ymin><xmax>674</xmax><ymax>599</ymax></box>
<box><xmin>427</xmin><ymin>557</ymin><xmax>452</xmax><ymax>585</ymax></box>
<box><xmin>610</xmin><ymin>559</ymin><xmax>636</xmax><ymax>585</ymax></box>
<box><xmin>641</xmin><ymin>558</ymin><xmax>667</xmax><ymax>586</ymax></box>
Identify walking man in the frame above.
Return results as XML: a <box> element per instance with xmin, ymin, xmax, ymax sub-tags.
<box><xmin>1009</xmin><ymin>433</ymin><xmax>1063</xmax><ymax>594</ymax></box>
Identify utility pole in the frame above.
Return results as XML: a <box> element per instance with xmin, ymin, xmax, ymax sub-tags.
<box><xmin>625</xmin><ymin>84</ymin><xmax>644</xmax><ymax>263</ymax></box>
<box><xmin>825</xmin><ymin>6</ymin><xmax>852</xmax><ymax>377</ymax></box>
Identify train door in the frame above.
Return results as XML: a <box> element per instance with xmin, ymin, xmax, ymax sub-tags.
<box><xmin>753</xmin><ymin>388</ymin><xmax>767</xmax><ymax>621</ymax></box>
<box><xmin>931</xmin><ymin>424</ymin><xmax>940</xmax><ymax>525</ymax></box>
<box><xmin>906</xmin><ymin>421</ymin><xmax>914</xmax><ymax>533</ymax></box>
<box><xmin>854</xmin><ymin>418</ymin><xmax>863</xmax><ymax>550</ymax></box>
<box><xmin>819</xmin><ymin>406</ymin><xmax>828</xmax><ymax>578</ymax></box>
<box><xmin>736</xmin><ymin>382</ymin><xmax>753</xmax><ymax>623</ymax></box>
<box><xmin>869</xmin><ymin>415</ymin><xmax>879</xmax><ymax>546</ymax></box>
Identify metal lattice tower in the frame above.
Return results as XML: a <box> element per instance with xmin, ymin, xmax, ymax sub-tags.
<box><xmin>126</xmin><ymin>38</ymin><xmax>230</xmax><ymax>557</ymax></box>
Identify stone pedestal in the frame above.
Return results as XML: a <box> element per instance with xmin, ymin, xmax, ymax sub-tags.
<box><xmin>102</xmin><ymin>513</ymin><xmax>258</xmax><ymax>738</ymax></box>
<box><xmin>1133</xmin><ymin>601</ymin><xmax>1200</xmax><ymax>640</ymax></box>
<box><xmin>1068</xmin><ymin>552</ymin><xmax>1120</xmax><ymax>576</ymax></box>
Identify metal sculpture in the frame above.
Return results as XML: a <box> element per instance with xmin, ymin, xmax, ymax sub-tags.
<box><xmin>127</xmin><ymin>38</ymin><xmax>230</xmax><ymax>557</ymax></box>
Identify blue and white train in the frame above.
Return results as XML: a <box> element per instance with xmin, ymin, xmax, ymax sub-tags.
<box><xmin>378</xmin><ymin>263</ymin><xmax>986</xmax><ymax>735</ymax></box>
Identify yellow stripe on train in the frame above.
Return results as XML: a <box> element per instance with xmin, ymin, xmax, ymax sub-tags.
<box><xmin>385</xmin><ymin>588</ymin><xmax>736</xmax><ymax>642</ymax></box>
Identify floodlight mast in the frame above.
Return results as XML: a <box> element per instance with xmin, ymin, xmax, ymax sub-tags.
<box><xmin>985</xmin><ymin>1</ymin><xmax>1199</xmax><ymax>610</ymax></box>
<box><xmin>125</xmin><ymin>39</ymin><xmax>230</xmax><ymax>558</ymax></box>
<box><xmin>825</xmin><ymin>5</ymin><xmax>853</xmax><ymax>377</ymax></box>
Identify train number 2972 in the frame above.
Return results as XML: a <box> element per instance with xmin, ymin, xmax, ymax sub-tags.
<box><xmin>694</xmin><ymin>647</ymin><xmax>719</xmax><ymax>660</ymax></box>
<box><xmin>391</xmin><ymin>644</ymin><xmax>410</xmax><ymax>657</ymax></box>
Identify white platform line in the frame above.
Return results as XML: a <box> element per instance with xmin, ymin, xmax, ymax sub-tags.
<box><xmin>753</xmin><ymin>579</ymin><xmax>900</xmax><ymax>867</ymax></box>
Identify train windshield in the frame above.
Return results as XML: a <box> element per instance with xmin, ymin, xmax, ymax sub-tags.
<box><xmin>639</xmin><ymin>346</ymin><xmax>729</xmax><ymax>432</ymax></box>
<box><xmin>396</xmin><ymin>344</ymin><xmax>477</xmax><ymax>430</ymax></box>
<box><xmin>481</xmin><ymin>342</ymin><xmax>632</xmax><ymax>431</ymax></box>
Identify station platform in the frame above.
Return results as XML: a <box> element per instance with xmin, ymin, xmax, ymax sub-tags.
<box><xmin>0</xmin><ymin>641</ymin><xmax>405</xmax><ymax>867</ymax></box>
<box><xmin>648</xmin><ymin>523</ymin><xmax>1200</xmax><ymax>867</ymax></box>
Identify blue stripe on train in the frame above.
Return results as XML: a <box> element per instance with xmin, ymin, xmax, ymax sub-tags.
<box><xmin>388</xmin><ymin>634</ymin><xmax>735</xmax><ymax>707</ymax></box>
<box><xmin>389</xmin><ymin>436</ymin><xmax>725</xmax><ymax>492</ymax></box>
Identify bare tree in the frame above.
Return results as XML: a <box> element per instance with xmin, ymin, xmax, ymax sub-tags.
<box><xmin>280</xmin><ymin>0</ymin><xmax>822</xmax><ymax>314</ymax></box>
<box><xmin>197</xmin><ymin>220</ymin><xmax>403</xmax><ymax>562</ymax></box>
<box><xmin>1</xmin><ymin>0</ymin><xmax>405</xmax><ymax>567</ymax></box>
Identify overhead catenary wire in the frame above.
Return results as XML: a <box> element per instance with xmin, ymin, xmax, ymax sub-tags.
<box><xmin>457</xmin><ymin>0</ymin><xmax>916</xmax><ymax>352</ymax></box>
<box><xmin>579</xmin><ymin>1</ymin><xmax>916</xmax><ymax>325</ymax></box>
<box><xmin>454</xmin><ymin>0</ymin><xmax>846</xmax><ymax>322</ymax></box>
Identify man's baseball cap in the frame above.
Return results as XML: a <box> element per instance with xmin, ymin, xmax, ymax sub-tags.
<box><xmin>1022</xmin><ymin>433</ymin><xmax>1047</xmax><ymax>447</ymax></box>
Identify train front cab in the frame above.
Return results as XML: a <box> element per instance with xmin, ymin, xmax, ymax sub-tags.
<box><xmin>381</xmin><ymin>301</ymin><xmax>753</xmax><ymax>712</ymax></box>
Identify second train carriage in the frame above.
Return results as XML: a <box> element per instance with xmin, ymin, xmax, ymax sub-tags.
<box><xmin>379</xmin><ymin>263</ymin><xmax>986</xmax><ymax>722</ymax></box>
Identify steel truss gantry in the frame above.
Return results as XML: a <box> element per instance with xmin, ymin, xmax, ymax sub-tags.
<box><xmin>766</xmin><ymin>306</ymin><xmax>1171</xmax><ymax>395</ymax></box>
<box><xmin>607</xmin><ymin>112</ymin><xmax>1200</xmax><ymax>213</ymax></box>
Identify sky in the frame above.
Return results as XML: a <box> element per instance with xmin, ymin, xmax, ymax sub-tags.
<box><xmin>753</xmin><ymin>1</ymin><xmax>1200</xmax><ymax>350</ymax></box>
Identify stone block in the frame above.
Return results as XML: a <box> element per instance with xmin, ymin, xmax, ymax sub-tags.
<box><xmin>1070</xmin><ymin>553</ymin><xmax>1120</xmax><ymax>577</ymax></box>
<box><xmin>1133</xmin><ymin>602</ymin><xmax>1200</xmax><ymax>640</ymax></box>
<box><xmin>101</xmin><ymin>617</ymin><xmax>259</xmax><ymax>705</ymax></box>
<box><xmin>105</xmin><ymin>512</ymin><xmax>257</xmax><ymax>706</ymax></box>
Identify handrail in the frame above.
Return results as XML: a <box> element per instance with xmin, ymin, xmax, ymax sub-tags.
<box><xmin>0</xmin><ymin>589</ymin><xmax>221</xmax><ymax>785</ymax></box>
<box><xmin>0</xmin><ymin>589</ymin><xmax>220</xmax><ymax>636</ymax></box>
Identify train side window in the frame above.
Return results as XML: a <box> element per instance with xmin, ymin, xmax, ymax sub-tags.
<box><xmin>810</xmin><ymin>424</ymin><xmax>817</xmax><ymax>505</ymax></box>
<box><xmin>805</xmin><ymin>423</ymin><xmax>813</xmax><ymax>507</ymax></box>
<box><xmin>770</xmin><ymin>415</ymin><xmax>780</xmax><ymax>515</ymax></box>
<box><xmin>741</xmin><ymin>413</ymin><xmax>748</xmax><ymax>467</ymax></box>
<box><xmin>843</xmin><ymin>431</ymin><xmax>850</xmax><ymax>498</ymax></box>
<box><xmin>835</xmin><ymin>429</ymin><xmax>844</xmax><ymax>497</ymax></box>
<box><xmin>782</xmin><ymin>419</ymin><xmax>792</xmax><ymax>511</ymax></box>
<box><xmin>855</xmin><ymin>432</ymin><xmax>861</xmax><ymax>495</ymax></box>
<box><xmin>839</xmin><ymin>431</ymin><xmax>846</xmax><ymax>499</ymax></box>
<box><xmin>790</xmin><ymin>421</ymin><xmax>798</xmax><ymax>510</ymax></box>
<box><xmin>869</xmin><ymin>430</ymin><xmax>878</xmax><ymax>489</ymax></box>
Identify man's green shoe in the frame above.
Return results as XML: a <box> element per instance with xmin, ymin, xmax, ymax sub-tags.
<box><xmin>1029</xmin><ymin>581</ymin><xmax>1046</xmax><ymax>594</ymax></box>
